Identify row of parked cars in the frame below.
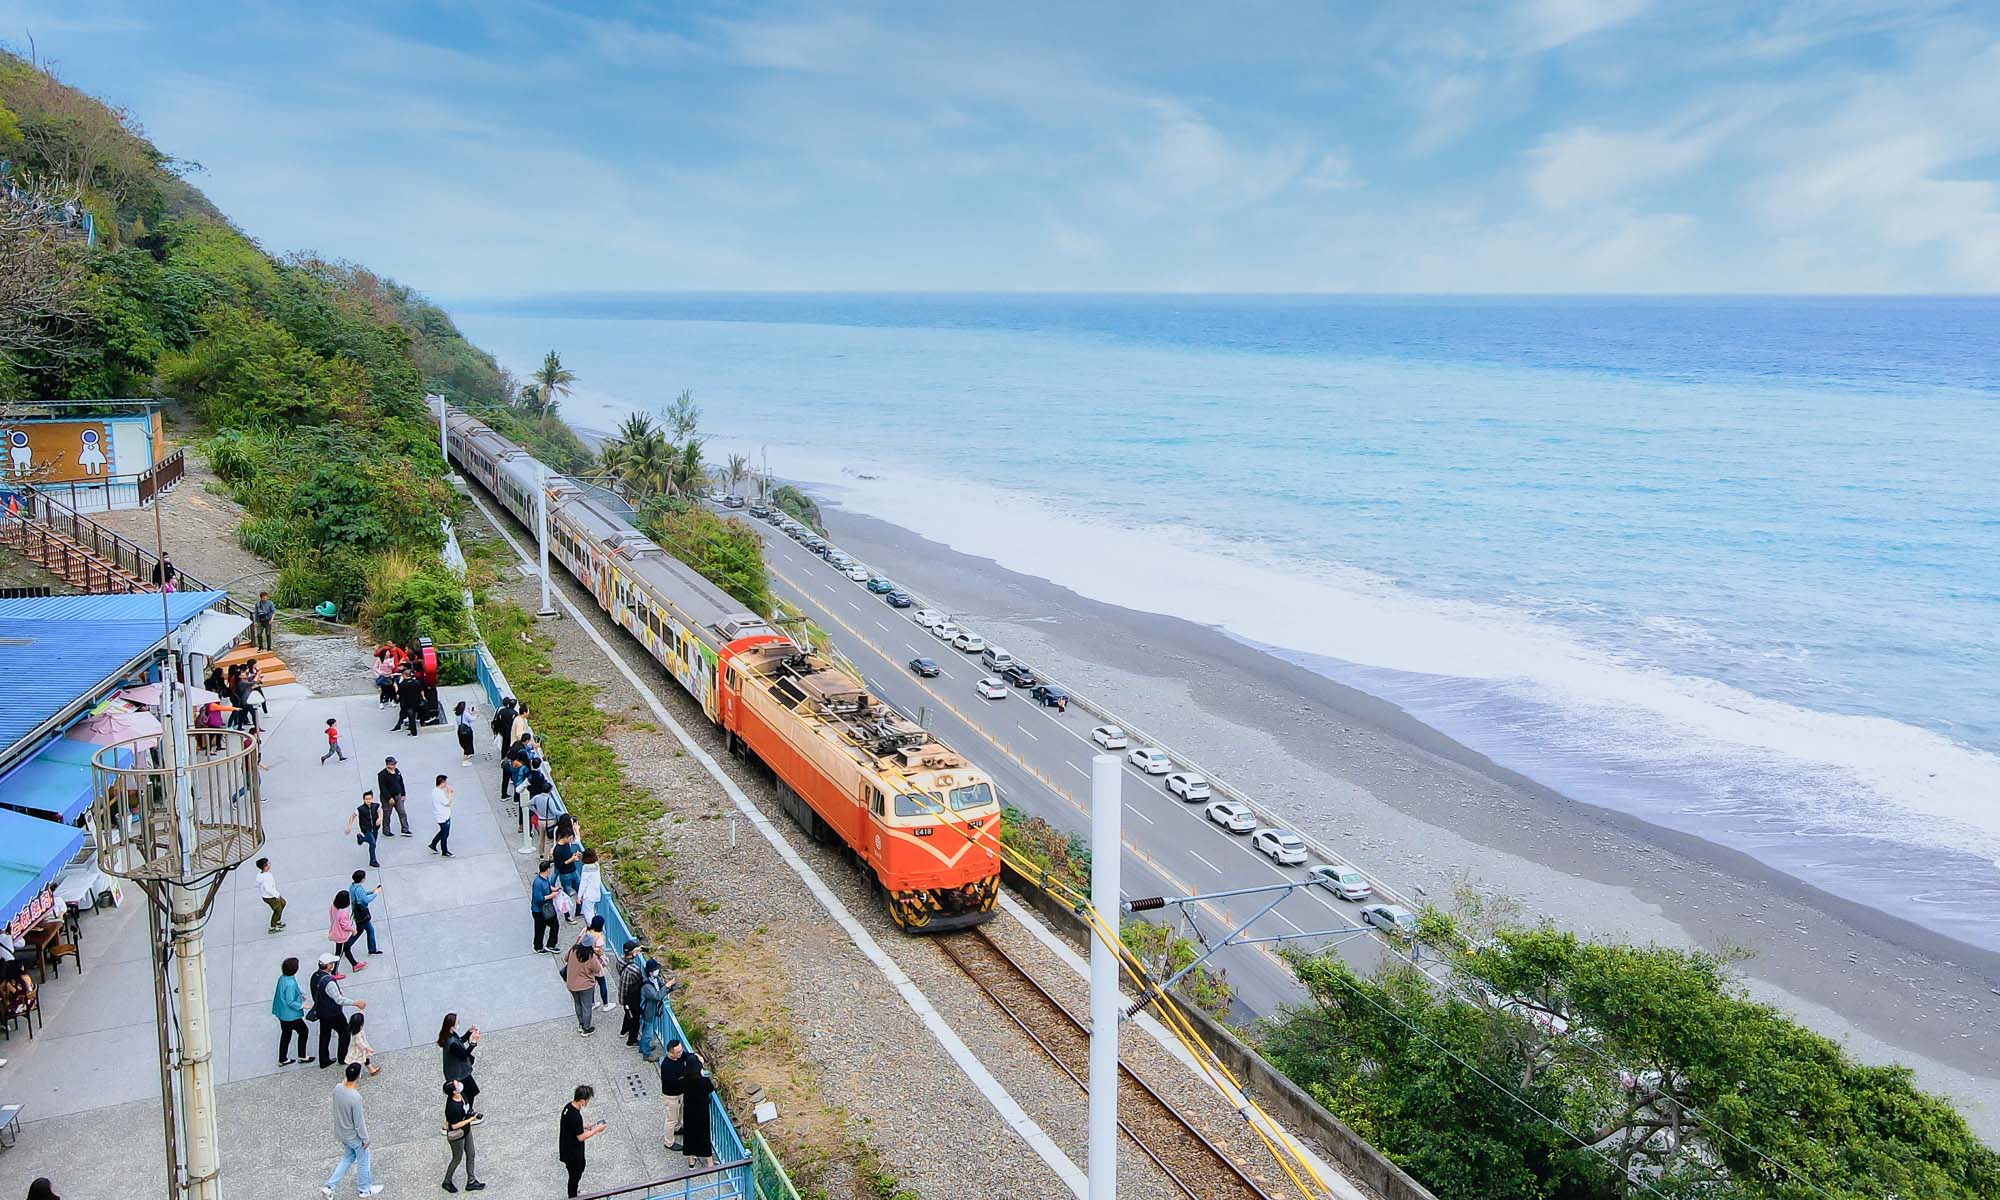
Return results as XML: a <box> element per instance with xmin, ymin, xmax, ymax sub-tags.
<box><xmin>745</xmin><ymin>498</ymin><xmax>1415</xmax><ymax>939</ymax></box>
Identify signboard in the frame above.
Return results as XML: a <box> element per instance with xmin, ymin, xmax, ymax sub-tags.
<box><xmin>1</xmin><ymin>420</ymin><xmax>116</xmax><ymax>483</ymax></box>
<box><xmin>6</xmin><ymin>884</ymin><xmax>55</xmax><ymax>938</ymax></box>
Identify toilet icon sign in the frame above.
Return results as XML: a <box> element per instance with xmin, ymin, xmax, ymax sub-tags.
<box><xmin>7</xmin><ymin>431</ymin><xmax>29</xmax><ymax>477</ymax></box>
<box><xmin>78</xmin><ymin>427</ymin><xmax>107</xmax><ymax>476</ymax></box>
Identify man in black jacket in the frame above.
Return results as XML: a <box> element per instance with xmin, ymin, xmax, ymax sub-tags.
<box><xmin>658</xmin><ymin>1039</ymin><xmax>692</xmax><ymax>1150</ymax></box>
<box><xmin>375</xmin><ymin>756</ymin><xmax>411</xmax><ymax>837</ymax></box>
<box><xmin>392</xmin><ymin>671</ymin><xmax>424</xmax><ymax>737</ymax></box>
<box><xmin>311</xmin><ymin>953</ymin><xmax>364</xmax><ymax>1067</ymax></box>
<box><xmin>492</xmin><ymin>701</ymin><xmax>518</xmax><ymax>796</ymax></box>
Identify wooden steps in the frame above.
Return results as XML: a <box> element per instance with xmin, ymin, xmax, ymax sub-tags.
<box><xmin>0</xmin><ymin>521</ymin><xmax>144</xmax><ymax>595</ymax></box>
<box><xmin>213</xmin><ymin>645</ymin><xmax>297</xmax><ymax>687</ymax></box>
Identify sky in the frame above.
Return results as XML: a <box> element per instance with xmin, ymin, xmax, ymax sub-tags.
<box><xmin>5</xmin><ymin>1</ymin><xmax>2000</xmax><ymax>295</ymax></box>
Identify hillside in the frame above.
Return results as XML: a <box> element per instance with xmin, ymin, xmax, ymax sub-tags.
<box><xmin>0</xmin><ymin>47</ymin><xmax>586</xmax><ymax>633</ymax></box>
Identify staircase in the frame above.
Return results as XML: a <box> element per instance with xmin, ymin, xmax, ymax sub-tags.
<box><xmin>0</xmin><ymin>486</ymin><xmax>249</xmax><ymax>617</ymax></box>
<box><xmin>213</xmin><ymin>645</ymin><xmax>297</xmax><ymax>687</ymax></box>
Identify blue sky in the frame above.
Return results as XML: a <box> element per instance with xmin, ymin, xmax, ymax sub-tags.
<box><xmin>6</xmin><ymin>1</ymin><xmax>1999</xmax><ymax>294</ymax></box>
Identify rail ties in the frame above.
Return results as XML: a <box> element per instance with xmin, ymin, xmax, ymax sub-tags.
<box><xmin>937</xmin><ymin>928</ymin><xmax>1280</xmax><ymax>1200</ymax></box>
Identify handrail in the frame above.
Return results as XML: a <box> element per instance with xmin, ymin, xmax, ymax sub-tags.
<box><xmin>19</xmin><ymin>482</ymin><xmax>250</xmax><ymax>616</ymax></box>
<box><xmin>571</xmin><ymin>1158</ymin><xmax>752</xmax><ymax>1200</ymax></box>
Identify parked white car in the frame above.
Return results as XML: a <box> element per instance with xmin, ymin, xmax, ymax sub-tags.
<box><xmin>912</xmin><ymin>608</ymin><xmax>944</xmax><ymax>626</ymax></box>
<box><xmin>932</xmin><ymin>621</ymin><xmax>962</xmax><ymax>642</ymax></box>
<box><xmin>1308</xmin><ymin>863</ymin><xmax>1374</xmax><ymax>901</ymax></box>
<box><xmin>1252</xmin><ymin>828</ymin><xmax>1309</xmax><ymax>866</ymax></box>
<box><xmin>1090</xmin><ymin>725</ymin><xmax>1129</xmax><ymax>750</ymax></box>
<box><xmin>1204</xmin><ymin>801</ymin><xmax>1257</xmax><ymax>833</ymax></box>
<box><xmin>975</xmin><ymin>677</ymin><xmax>1009</xmax><ymax>700</ymax></box>
<box><xmin>1126</xmin><ymin>746</ymin><xmax>1171</xmax><ymax>774</ymax></box>
<box><xmin>951</xmin><ymin>630</ymin><xmax>987</xmax><ymax>653</ymax></box>
<box><xmin>843</xmin><ymin>564</ymin><xmax>870</xmax><ymax>582</ymax></box>
<box><xmin>1163</xmin><ymin>772</ymin><xmax>1210</xmax><ymax>801</ymax></box>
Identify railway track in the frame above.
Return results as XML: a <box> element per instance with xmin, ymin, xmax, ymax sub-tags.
<box><xmin>937</xmin><ymin>927</ymin><xmax>1282</xmax><ymax>1200</ymax></box>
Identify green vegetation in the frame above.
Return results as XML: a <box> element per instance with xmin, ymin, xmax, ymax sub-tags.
<box><xmin>771</xmin><ymin>484</ymin><xmax>823</xmax><ymax>533</ymax></box>
<box><xmin>1120</xmin><ymin>917</ymin><xmax>1234</xmax><ymax>1022</ymax></box>
<box><xmin>1261</xmin><ymin>895</ymin><xmax>2000</xmax><ymax>1200</ymax></box>
<box><xmin>999</xmin><ymin>804</ymin><xmax>1091</xmax><ymax>895</ymax></box>
<box><xmin>638</xmin><ymin>496</ymin><xmax>772</xmax><ymax>616</ymax></box>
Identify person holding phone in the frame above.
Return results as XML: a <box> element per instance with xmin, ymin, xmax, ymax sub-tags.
<box><xmin>441</xmin><ymin>1079</ymin><xmax>484</xmax><ymax>1192</ymax></box>
<box><xmin>558</xmin><ymin>1084</ymin><xmax>607</xmax><ymax>1197</ymax></box>
<box><xmin>438</xmin><ymin>1013</ymin><xmax>481</xmax><ymax>1109</ymax></box>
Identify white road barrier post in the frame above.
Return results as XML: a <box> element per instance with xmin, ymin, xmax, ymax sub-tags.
<box><xmin>536</xmin><ymin>459</ymin><xmax>557</xmax><ymax>618</ymax></box>
<box><xmin>1088</xmin><ymin>753</ymin><xmax>1122</xmax><ymax>1200</ymax></box>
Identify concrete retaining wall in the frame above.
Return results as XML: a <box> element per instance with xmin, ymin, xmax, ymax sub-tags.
<box><xmin>1000</xmin><ymin>862</ymin><xmax>1438</xmax><ymax>1200</ymax></box>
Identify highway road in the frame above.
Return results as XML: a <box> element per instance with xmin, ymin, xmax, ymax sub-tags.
<box><xmin>743</xmin><ymin>508</ymin><xmax>1416</xmax><ymax>1020</ymax></box>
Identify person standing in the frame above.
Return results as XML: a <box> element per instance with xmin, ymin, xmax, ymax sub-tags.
<box><xmin>328</xmin><ymin>891</ymin><xmax>365</xmax><ymax>974</ymax></box>
<box><xmin>441</xmin><ymin>1079</ymin><xmax>484</xmax><ymax>1193</ymax></box>
<box><xmin>151</xmin><ymin>553</ymin><xmax>176</xmax><ymax>589</ymax></box>
<box><xmin>348</xmin><ymin>870</ymin><xmax>383</xmax><ymax>956</ymax></box>
<box><xmin>564</xmin><ymin>941</ymin><xmax>603</xmax><ymax>1036</ymax></box>
<box><xmin>617</xmin><ymin>939</ymin><xmax>645</xmax><ymax>1046</ymax></box>
<box><xmin>639</xmin><ymin>961</ymin><xmax>675</xmax><ymax>1064</ymax></box>
<box><xmin>558</xmin><ymin>1084</ymin><xmax>607</xmax><ymax>1198</ymax></box>
<box><xmin>530</xmin><ymin>861</ymin><xmax>560</xmax><ymax>954</ymax></box>
<box><xmin>255</xmin><ymin>857</ymin><xmax>286</xmax><ymax>933</ymax></box>
<box><xmin>576</xmin><ymin>916</ymin><xmax>613</xmax><ymax>1011</ymax></box>
<box><xmin>551</xmin><ymin>827</ymin><xmax>582</xmax><ymax>917</ymax></box>
<box><xmin>345</xmin><ymin>792</ymin><xmax>382</xmax><ymax>869</ymax></box>
<box><xmin>454</xmin><ymin>700</ymin><xmax>476</xmax><ymax>766</ymax></box>
<box><xmin>577</xmin><ymin>848</ymin><xmax>604</xmax><ymax>928</ymax></box>
<box><xmin>393</xmin><ymin>670</ymin><xmax>424</xmax><ymax>737</ymax></box>
<box><xmin>344</xmin><ymin>1011</ymin><xmax>380</xmax><ymax>1077</ymax></box>
<box><xmin>311</xmin><ymin>954</ymin><xmax>366</xmax><ymax>1068</ymax></box>
<box><xmin>658</xmin><ymin>1038</ymin><xmax>691</xmax><ymax>1150</ymax></box>
<box><xmin>323</xmin><ymin>1062</ymin><xmax>383</xmax><ymax>1198</ymax></box>
<box><xmin>26</xmin><ymin>1179</ymin><xmax>58</xmax><ymax>1200</ymax></box>
<box><xmin>438</xmin><ymin>1013</ymin><xmax>481</xmax><ymax>1110</ymax></box>
<box><xmin>253</xmin><ymin>590</ymin><xmax>276</xmax><ymax>651</ymax></box>
<box><xmin>375</xmin><ymin>757</ymin><xmax>410</xmax><ymax>837</ymax></box>
<box><xmin>490</xmin><ymin>697</ymin><xmax>516</xmax><ymax>772</ymax></box>
<box><xmin>428</xmin><ymin>774</ymin><xmax>455</xmax><ymax>857</ymax></box>
<box><xmin>321</xmin><ymin>717</ymin><xmax>348</xmax><ymax>763</ymax></box>
<box><xmin>680</xmin><ymin>1053</ymin><xmax>716</xmax><ymax>1171</ymax></box>
<box><xmin>272</xmin><ymin>956</ymin><xmax>309</xmax><ymax>1066</ymax></box>
<box><xmin>509</xmin><ymin>702</ymin><xmax>533</xmax><ymax>752</ymax></box>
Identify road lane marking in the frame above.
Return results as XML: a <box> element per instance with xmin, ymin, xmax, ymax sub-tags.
<box><xmin>1276</xmin><ymin>912</ymin><xmax>1306</xmax><ymax>935</ymax></box>
<box><xmin>847</xmin><ymin>600</ymin><xmax>860</xmax><ymax>611</ymax></box>
<box><xmin>1124</xmin><ymin>803</ymin><xmax>1154</xmax><ymax>825</ymax></box>
<box><xmin>1190</xmin><ymin>851</ymin><xmax>1223</xmax><ymax>874</ymax></box>
<box><xmin>1066</xmin><ymin>762</ymin><xmax>1089</xmax><ymax>779</ymax></box>
<box><xmin>1015</xmin><ymin>724</ymin><xmax>1038</xmax><ymax>742</ymax></box>
<box><xmin>875</xmin><ymin>620</ymin><xmax>889</xmax><ymax>631</ymax></box>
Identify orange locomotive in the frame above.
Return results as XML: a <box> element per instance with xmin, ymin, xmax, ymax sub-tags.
<box><xmin>438</xmin><ymin>401</ymin><xmax>999</xmax><ymax>931</ymax></box>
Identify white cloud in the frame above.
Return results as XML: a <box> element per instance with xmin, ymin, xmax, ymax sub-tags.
<box><xmin>1526</xmin><ymin>125</ymin><xmax>1714</xmax><ymax>210</ymax></box>
<box><xmin>1515</xmin><ymin>0</ymin><xmax>1651</xmax><ymax>52</ymax></box>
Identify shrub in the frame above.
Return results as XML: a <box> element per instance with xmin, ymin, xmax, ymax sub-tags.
<box><xmin>370</xmin><ymin>562</ymin><xmax>467</xmax><ymax>647</ymax></box>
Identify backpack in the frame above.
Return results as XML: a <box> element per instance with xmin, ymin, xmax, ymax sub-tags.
<box><xmin>490</xmin><ymin>707</ymin><xmax>513</xmax><ymax>737</ymax></box>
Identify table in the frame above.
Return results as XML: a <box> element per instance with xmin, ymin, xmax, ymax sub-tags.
<box><xmin>0</xmin><ymin>1103</ymin><xmax>20</xmax><ymax>1148</ymax></box>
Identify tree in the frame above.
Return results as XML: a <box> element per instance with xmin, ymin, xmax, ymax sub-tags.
<box><xmin>0</xmin><ymin>179</ymin><xmax>88</xmax><ymax>370</ymax></box>
<box><xmin>530</xmin><ymin>349</ymin><xmax>574</xmax><ymax>415</ymax></box>
<box><xmin>724</xmin><ymin>452</ymin><xmax>750</xmax><ymax>496</ymax></box>
<box><xmin>663</xmin><ymin>389</ymin><xmax>698</xmax><ymax>442</ymax></box>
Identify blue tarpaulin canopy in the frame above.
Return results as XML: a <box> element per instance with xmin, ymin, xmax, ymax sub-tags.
<box><xmin>0</xmin><ymin>738</ymin><xmax>132</xmax><ymax>823</ymax></box>
<box><xmin>0</xmin><ymin>807</ymin><xmax>85</xmax><ymax>927</ymax></box>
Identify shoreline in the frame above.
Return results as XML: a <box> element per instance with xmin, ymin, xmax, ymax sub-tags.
<box><xmin>807</xmin><ymin>496</ymin><xmax>2000</xmax><ymax>1140</ymax></box>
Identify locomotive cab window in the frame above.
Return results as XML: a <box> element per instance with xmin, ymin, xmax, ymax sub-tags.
<box><xmin>869</xmin><ymin>787</ymin><xmax>885</xmax><ymax>817</ymax></box>
<box><xmin>950</xmin><ymin>782</ymin><xmax>995</xmax><ymax>811</ymax></box>
<box><xmin>894</xmin><ymin>793</ymin><xmax>932</xmax><ymax>818</ymax></box>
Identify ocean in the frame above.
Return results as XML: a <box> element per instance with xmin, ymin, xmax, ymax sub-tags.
<box><xmin>455</xmin><ymin>294</ymin><xmax>2000</xmax><ymax>953</ymax></box>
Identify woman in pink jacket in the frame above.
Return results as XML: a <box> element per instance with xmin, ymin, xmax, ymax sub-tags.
<box><xmin>328</xmin><ymin>890</ymin><xmax>366</xmax><ymax>975</ymax></box>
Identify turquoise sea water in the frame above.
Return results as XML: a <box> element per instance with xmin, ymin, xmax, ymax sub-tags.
<box><xmin>457</xmin><ymin>295</ymin><xmax>2000</xmax><ymax>951</ymax></box>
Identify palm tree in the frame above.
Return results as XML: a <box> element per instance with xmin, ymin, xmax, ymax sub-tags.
<box><xmin>665</xmin><ymin>439</ymin><xmax>706</xmax><ymax>501</ymax></box>
<box><xmin>724</xmin><ymin>453</ymin><xmax>750</xmax><ymax>497</ymax></box>
<box><xmin>614</xmin><ymin>412</ymin><xmax>656</xmax><ymax>443</ymax></box>
<box><xmin>532</xmin><ymin>350</ymin><xmax>576</xmax><ymax>416</ymax></box>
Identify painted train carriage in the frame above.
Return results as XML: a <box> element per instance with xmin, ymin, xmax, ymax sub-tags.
<box><xmin>438</xmin><ymin>403</ymin><xmax>1000</xmax><ymax>930</ymax></box>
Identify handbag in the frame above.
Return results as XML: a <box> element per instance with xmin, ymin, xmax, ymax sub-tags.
<box><xmin>444</xmin><ymin>1125</ymin><xmax>465</xmax><ymax>1142</ymax></box>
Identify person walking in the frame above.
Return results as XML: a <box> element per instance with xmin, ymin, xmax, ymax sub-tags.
<box><xmin>255</xmin><ymin>856</ymin><xmax>286</xmax><ymax>932</ymax></box>
<box><xmin>348</xmin><ymin>870</ymin><xmax>383</xmax><ymax>956</ymax></box>
<box><xmin>151</xmin><ymin>553</ymin><xmax>176</xmax><ymax>589</ymax></box>
<box><xmin>344</xmin><ymin>1010</ymin><xmax>381</xmax><ymax>1077</ymax></box>
<box><xmin>454</xmin><ymin>700</ymin><xmax>476</xmax><ymax>766</ymax></box>
<box><xmin>428</xmin><ymin>774</ymin><xmax>455</xmax><ymax>856</ymax></box>
<box><xmin>658</xmin><ymin>1038</ymin><xmax>691</xmax><ymax>1150</ymax></box>
<box><xmin>375</xmin><ymin>757</ymin><xmax>411</xmax><ymax>837</ymax></box>
<box><xmin>320</xmin><ymin>717</ymin><xmax>348</xmax><ymax>763</ymax></box>
<box><xmin>345</xmin><ymin>792</ymin><xmax>382</xmax><ymax>869</ymax></box>
<box><xmin>441</xmin><ymin>1079</ymin><xmax>484</xmax><ymax>1192</ymax></box>
<box><xmin>617</xmin><ymin>939</ymin><xmax>645</xmax><ymax>1046</ymax></box>
<box><xmin>311</xmin><ymin>954</ymin><xmax>366</xmax><ymax>1068</ymax></box>
<box><xmin>272</xmin><ymin>956</ymin><xmax>310</xmax><ymax>1066</ymax></box>
<box><xmin>328</xmin><ymin>891</ymin><xmax>365</xmax><ymax>974</ymax></box>
<box><xmin>680</xmin><ymin>1052</ymin><xmax>716</xmax><ymax>1170</ymax></box>
<box><xmin>393</xmin><ymin>670</ymin><xmax>424</xmax><ymax>737</ymax></box>
<box><xmin>563</xmin><ymin>940</ymin><xmax>603</xmax><ymax>1036</ymax></box>
<box><xmin>438</xmin><ymin>1013</ymin><xmax>482</xmax><ymax>1109</ymax></box>
<box><xmin>323</xmin><ymin>1062</ymin><xmax>383</xmax><ymax>1198</ymax></box>
<box><xmin>253</xmin><ymin>590</ymin><xmax>276</xmax><ymax>651</ymax></box>
<box><xmin>558</xmin><ymin>1084</ymin><xmax>606</xmax><ymax>1198</ymax></box>
<box><xmin>531</xmin><ymin>861</ymin><xmax>560</xmax><ymax>954</ymax></box>
<box><xmin>26</xmin><ymin>1179</ymin><xmax>58</xmax><ymax>1200</ymax></box>
<box><xmin>577</xmin><ymin>848</ymin><xmax>604</xmax><ymax>928</ymax></box>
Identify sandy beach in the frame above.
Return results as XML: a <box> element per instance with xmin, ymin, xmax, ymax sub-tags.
<box><xmin>808</xmin><ymin>498</ymin><xmax>2000</xmax><ymax>1143</ymax></box>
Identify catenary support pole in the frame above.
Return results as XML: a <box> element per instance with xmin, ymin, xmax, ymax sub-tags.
<box><xmin>434</xmin><ymin>394</ymin><xmax>447</xmax><ymax>467</ymax></box>
<box><xmin>536</xmin><ymin>459</ymin><xmax>556</xmax><ymax>618</ymax></box>
<box><xmin>165</xmin><ymin>649</ymin><xmax>221</xmax><ymax>1200</ymax></box>
<box><xmin>1088</xmin><ymin>753</ymin><xmax>1122</xmax><ymax>1200</ymax></box>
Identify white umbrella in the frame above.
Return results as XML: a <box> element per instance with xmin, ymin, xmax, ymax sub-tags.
<box><xmin>67</xmin><ymin>710</ymin><xmax>164</xmax><ymax>746</ymax></box>
<box><xmin>117</xmin><ymin>682</ymin><xmax>222</xmax><ymax>708</ymax></box>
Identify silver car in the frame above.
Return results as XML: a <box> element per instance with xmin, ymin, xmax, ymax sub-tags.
<box><xmin>1360</xmin><ymin>903</ymin><xmax>1419</xmax><ymax>938</ymax></box>
<box><xmin>1308</xmin><ymin>863</ymin><xmax>1374</xmax><ymax>901</ymax></box>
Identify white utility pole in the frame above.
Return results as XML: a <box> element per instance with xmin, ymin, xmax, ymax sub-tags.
<box><xmin>536</xmin><ymin>459</ymin><xmax>557</xmax><ymax>618</ymax></box>
<box><xmin>164</xmin><ymin>647</ymin><xmax>220</xmax><ymax>1200</ymax></box>
<box><xmin>434</xmin><ymin>394</ymin><xmax>448</xmax><ymax>465</ymax></box>
<box><xmin>1088</xmin><ymin>753</ymin><xmax>1122</xmax><ymax>1200</ymax></box>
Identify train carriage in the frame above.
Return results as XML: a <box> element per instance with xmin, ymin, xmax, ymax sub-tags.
<box><xmin>436</xmin><ymin>402</ymin><xmax>998</xmax><ymax>930</ymax></box>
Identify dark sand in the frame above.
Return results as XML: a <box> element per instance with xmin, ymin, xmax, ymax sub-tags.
<box><xmin>814</xmin><ymin>499</ymin><xmax>2000</xmax><ymax>1141</ymax></box>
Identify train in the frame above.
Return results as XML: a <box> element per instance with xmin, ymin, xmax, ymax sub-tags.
<box><xmin>436</xmin><ymin>401</ymin><xmax>1001</xmax><ymax>931</ymax></box>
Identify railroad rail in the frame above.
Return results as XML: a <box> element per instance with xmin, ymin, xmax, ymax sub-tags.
<box><xmin>937</xmin><ymin>927</ymin><xmax>1282</xmax><ymax>1200</ymax></box>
